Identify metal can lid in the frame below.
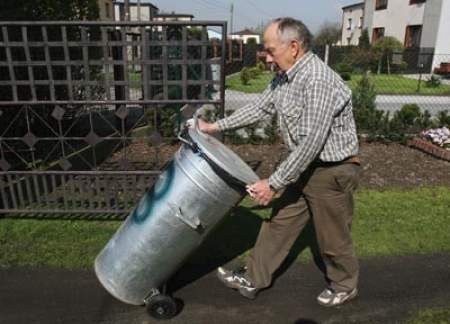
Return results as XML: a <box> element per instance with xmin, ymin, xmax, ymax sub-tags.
<box><xmin>187</xmin><ymin>128</ymin><xmax>259</xmax><ymax>185</ymax></box>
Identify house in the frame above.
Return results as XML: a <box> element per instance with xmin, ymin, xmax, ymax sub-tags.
<box><xmin>98</xmin><ymin>0</ymin><xmax>115</xmax><ymax>20</ymax></box>
<box><xmin>341</xmin><ymin>2</ymin><xmax>364</xmax><ymax>46</ymax></box>
<box><xmin>341</xmin><ymin>0</ymin><xmax>450</xmax><ymax>71</ymax></box>
<box><xmin>153</xmin><ymin>12</ymin><xmax>194</xmax><ymax>22</ymax></box>
<box><xmin>230</xmin><ymin>29</ymin><xmax>261</xmax><ymax>44</ymax></box>
<box><xmin>113</xmin><ymin>1</ymin><xmax>159</xmax><ymax>21</ymax></box>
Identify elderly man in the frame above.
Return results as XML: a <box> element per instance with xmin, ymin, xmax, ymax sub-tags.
<box><xmin>196</xmin><ymin>17</ymin><xmax>361</xmax><ymax>307</ymax></box>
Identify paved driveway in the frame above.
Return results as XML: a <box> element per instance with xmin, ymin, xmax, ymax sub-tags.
<box><xmin>1</xmin><ymin>254</ymin><xmax>449</xmax><ymax>324</ymax></box>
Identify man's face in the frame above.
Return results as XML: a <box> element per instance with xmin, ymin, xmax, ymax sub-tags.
<box><xmin>263</xmin><ymin>23</ymin><xmax>302</xmax><ymax>72</ymax></box>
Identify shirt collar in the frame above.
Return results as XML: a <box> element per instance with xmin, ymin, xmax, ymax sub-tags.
<box><xmin>285</xmin><ymin>51</ymin><xmax>314</xmax><ymax>82</ymax></box>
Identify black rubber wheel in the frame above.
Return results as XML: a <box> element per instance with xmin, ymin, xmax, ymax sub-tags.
<box><xmin>146</xmin><ymin>294</ymin><xmax>177</xmax><ymax>320</ymax></box>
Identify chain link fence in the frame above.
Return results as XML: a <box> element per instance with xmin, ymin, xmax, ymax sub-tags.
<box><xmin>214</xmin><ymin>43</ymin><xmax>450</xmax><ymax>141</ymax></box>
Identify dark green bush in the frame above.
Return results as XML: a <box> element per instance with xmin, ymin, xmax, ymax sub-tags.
<box><xmin>256</xmin><ymin>61</ymin><xmax>266</xmax><ymax>72</ymax></box>
<box><xmin>384</xmin><ymin>104</ymin><xmax>434</xmax><ymax>142</ymax></box>
<box><xmin>248</xmin><ymin>66</ymin><xmax>262</xmax><ymax>78</ymax></box>
<box><xmin>436</xmin><ymin>110</ymin><xmax>450</xmax><ymax>127</ymax></box>
<box><xmin>425</xmin><ymin>75</ymin><xmax>441</xmax><ymax>88</ymax></box>
<box><xmin>240</xmin><ymin>67</ymin><xmax>252</xmax><ymax>85</ymax></box>
<box><xmin>340</xmin><ymin>72</ymin><xmax>352</xmax><ymax>81</ymax></box>
<box><xmin>334</xmin><ymin>62</ymin><xmax>354</xmax><ymax>80</ymax></box>
<box><xmin>343</xmin><ymin>47</ymin><xmax>379</xmax><ymax>73</ymax></box>
<box><xmin>334</xmin><ymin>62</ymin><xmax>353</xmax><ymax>73</ymax></box>
<box><xmin>145</xmin><ymin>104</ymin><xmax>181</xmax><ymax>144</ymax></box>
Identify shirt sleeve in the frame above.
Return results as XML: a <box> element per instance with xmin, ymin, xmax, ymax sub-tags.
<box><xmin>216</xmin><ymin>85</ymin><xmax>275</xmax><ymax>131</ymax></box>
<box><xmin>268</xmin><ymin>79</ymin><xmax>339</xmax><ymax>190</ymax></box>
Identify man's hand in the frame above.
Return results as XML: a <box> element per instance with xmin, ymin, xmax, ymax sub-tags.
<box><xmin>187</xmin><ymin>118</ymin><xmax>219</xmax><ymax>134</ymax></box>
<box><xmin>246</xmin><ymin>179</ymin><xmax>275</xmax><ymax>206</ymax></box>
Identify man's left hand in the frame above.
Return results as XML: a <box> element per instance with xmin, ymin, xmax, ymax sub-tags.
<box><xmin>246</xmin><ymin>179</ymin><xmax>275</xmax><ymax>206</ymax></box>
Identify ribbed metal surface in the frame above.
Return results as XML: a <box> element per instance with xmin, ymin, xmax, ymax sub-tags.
<box><xmin>95</xmin><ymin>135</ymin><xmax>258</xmax><ymax>305</ymax></box>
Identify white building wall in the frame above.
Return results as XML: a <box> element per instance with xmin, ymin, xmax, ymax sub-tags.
<box><xmin>98</xmin><ymin>0</ymin><xmax>114</xmax><ymax>20</ymax></box>
<box><xmin>432</xmin><ymin>0</ymin><xmax>450</xmax><ymax>69</ymax></box>
<box><xmin>128</xmin><ymin>6</ymin><xmax>151</xmax><ymax>21</ymax></box>
<box><xmin>230</xmin><ymin>34</ymin><xmax>260</xmax><ymax>44</ymax></box>
<box><xmin>371</xmin><ymin>0</ymin><xmax>425</xmax><ymax>44</ymax></box>
<box><xmin>341</xmin><ymin>5</ymin><xmax>364</xmax><ymax>46</ymax></box>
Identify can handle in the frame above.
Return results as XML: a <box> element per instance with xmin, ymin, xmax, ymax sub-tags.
<box><xmin>177</xmin><ymin>120</ymin><xmax>248</xmax><ymax>194</ymax></box>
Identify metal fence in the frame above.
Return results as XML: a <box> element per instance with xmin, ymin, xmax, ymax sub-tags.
<box><xmin>0</xmin><ymin>20</ymin><xmax>227</xmax><ymax>217</ymax></box>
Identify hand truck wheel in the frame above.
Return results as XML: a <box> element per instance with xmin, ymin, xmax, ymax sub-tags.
<box><xmin>145</xmin><ymin>293</ymin><xmax>177</xmax><ymax>320</ymax></box>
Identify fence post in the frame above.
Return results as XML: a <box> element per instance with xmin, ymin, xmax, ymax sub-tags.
<box><xmin>324</xmin><ymin>44</ymin><xmax>330</xmax><ymax>65</ymax></box>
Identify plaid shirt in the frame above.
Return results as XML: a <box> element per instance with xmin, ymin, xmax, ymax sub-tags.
<box><xmin>217</xmin><ymin>52</ymin><xmax>359</xmax><ymax>190</ymax></box>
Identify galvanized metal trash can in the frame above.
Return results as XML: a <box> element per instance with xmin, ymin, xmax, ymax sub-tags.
<box><xmin>94</xmin><ymin>127</ymin><xmax>259</xmax><ymax>319</ymax></box>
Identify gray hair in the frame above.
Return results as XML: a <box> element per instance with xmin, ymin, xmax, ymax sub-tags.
<box><xmin>270</xmin><ymin>17</ymin><xmax>312</xmax><ymax>51</ymax></box>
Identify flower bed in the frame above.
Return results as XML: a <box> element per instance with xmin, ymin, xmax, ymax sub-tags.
<box><xmin>408</xmin><ymin>127</ymin><xmax>450</xmax><ymax>162</ymax></box>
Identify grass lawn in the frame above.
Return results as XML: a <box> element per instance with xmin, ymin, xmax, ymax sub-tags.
<box><xmin>226</xmin><ymin>71</ymin><xmax>450</xmax><ymax>95</ymax></box>
<box><xmin>348</xmin><ymin>74</ymin><xmax>450</xmax><ymax>95</ymax></box>
<box><xmin>406</xmin><ymin>305</ymin><xmax>450</xmax><ymax>324</ymax></box>
<box><xmin>0</xmin><ymin>186</ymin><xmax>449</xmax><ymax>269</ymax></box>
<box><xmin>226</xmin><ymin>71</ymin><xmax>273</xmax><ymax>93</ymax></box>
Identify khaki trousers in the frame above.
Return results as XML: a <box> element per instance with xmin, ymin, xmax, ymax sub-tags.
<box><xmin>246</xmin><ymin>163</ymin><xmax>361</xmax><ymax>293</ymax></box>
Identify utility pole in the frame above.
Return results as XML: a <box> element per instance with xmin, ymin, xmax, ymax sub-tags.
<box><xmin>137</xmin><ymin>0</ymin><xmax>142</xmax><ymax>21</ymax></box>
<box><xmin>230</xmin><ymin>2</ymin><xmax>234</xmax><ymax>35</ymax></box>
<box><xmin>124</xmin><ymin>0</ymin><xmax>130</xmax><ymax>21</ymax></box>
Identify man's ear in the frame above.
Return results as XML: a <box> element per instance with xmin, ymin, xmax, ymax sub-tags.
<box><xmin>293</xmin><ymin>40</ymin><xmax>305</xmax><ymax>59</ymax></box>
<box><xmin>291</xmin><ymin>40</ymin><xmax>301</xmax><ymax>58</ymax></box>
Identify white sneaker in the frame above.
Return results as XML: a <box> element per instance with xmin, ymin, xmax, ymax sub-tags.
<box><xmin>217</xmin><ymin>266</ymin><xmax>259</xmax><ymax>299</ymax></box>
<box><xmin>317</xmin><ymin>288</ymin><xmax>358</xmax><ymax>307</ymax></box>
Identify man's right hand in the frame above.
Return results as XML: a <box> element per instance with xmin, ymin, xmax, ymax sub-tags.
<box><xmin>189</xmin><ymin>119</ymin><xmax>220</xmax><ymax>134</ymax></box>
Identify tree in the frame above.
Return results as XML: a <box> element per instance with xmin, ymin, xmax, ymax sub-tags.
<box><xmin>352</xmin><ymin>73</ymin><xmax>387</xmax><ymax>138</ymax></box>
<box><xmin>0</xmin><ymin>0</ymin><xmax>99</xmax><ymax>21</ymax></box>
<box><xmin>314</xmin><ymin>22</ymin><xmax>341</xmax><ymax>46</ymax></box>
<box><xmin>253</xmin><ymin>20</ymin><xmax>269</xmax><ymax>37</ymax></box>
<box><xmin>373</xmin><ymin>36</ymin><xmax>404</xmax><ymax>74</ymax></box>
<box><xmin>358</xmin><ymin>28</ymin><xmax>370</xmax><ymax>49</ymax></box>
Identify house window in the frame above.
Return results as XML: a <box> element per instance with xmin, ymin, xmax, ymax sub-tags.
<box><xmin>358</xmin><ymin>16</ymin><xmax>363</xmax><ymax>29</ymax></box>
<box><xmin>405</xmin><ymin>25</ymin><xmax>422</xmax><ymax>48</ymax></box>
<box><xmin>410</xmin><ymin>0</ymin><xmax>426</xmax><ymax>4</ymax></box>
<box><xmin>347</xmin><ymin>18</ymin><xmax>353</xmax><ymax>30</ymax></box>
<box><xmin>105</xmin><ymin>3</ymin><xmax>110</xmax><ymax>18</ymax></box>
<box><xmin>375</xmin><ymin>0</ymin><xmax>388</xmax><ymax>10</ymax></box>
<box><xmin>372</xmin><ymin>27</ymin><xmax>385</xmax><ymax>44</ymax></box>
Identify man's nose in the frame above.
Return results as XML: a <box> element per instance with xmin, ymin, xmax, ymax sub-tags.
<box><xmin>266</xmin><ymin>53</ymin><xmax>273</xmax><ymax>63</ymax></box>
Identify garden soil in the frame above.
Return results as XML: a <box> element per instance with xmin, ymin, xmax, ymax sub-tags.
<box><xmin>112</xmin><ymin>139</ymin><xmax>450</xmax><ymax>189</ymax></box>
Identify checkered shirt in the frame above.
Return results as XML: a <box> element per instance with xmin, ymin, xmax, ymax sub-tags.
<box><xmin>217</xmin><ymin>51</ymin><xmax>359</xmax><ymax>190</ymax></box>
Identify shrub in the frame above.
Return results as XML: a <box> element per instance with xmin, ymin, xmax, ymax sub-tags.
<box><xmin>248</xmin><ymin>66</ymin><xmax>262</xmax><ymax>78</ymax></box>
<box><xmin>334</xmin><ymin>62</ymin><xmax>353</xmax><ymax>81</ymax></box>
<box><xmin>256</xmin><ymin>61</ymin><xmax>266</xmax><ymax>72</ymax></box>
<box><xmin>263</xmin><ymin>115</ymin><xmax>280</xmax><ymax>144</ymax></box>
<box><xmin>398</xmin><ymin>60</ymin><xmax>408</xmax><ymax>72</ymax></box>
<box><xmin>340</xmin><ymin>72</ymin><xmax>351</xmax><ymax>81</ymax></box>
<box><xmin>387</xmin><ymin>104</ymin><xmax>434</xmax><ymax>142</ymax></box>
<box><xmin>358</xmin><ymin>29</ymin><xmax>370</xmax><ymax>50</ymax></box>
<box><xmin>334</xmin><ymin>62</ymin><xmax>353</xmax><ymax>73</ymax></box>
<box><xmin>425</xmin><ymin>75</ymin><xmax>441</xmax><ymax>88</ymax></box>
<box><xmin>352</xmin><ymin>73</ymin><xmax>393</xmax><ymax>141</ymax></box>
<box><xmin>436</xmin><ymin>110</ymin><xmax>450</xmax><ymax>128</ymax></box>
<box><xmin>344</xmin><ymin>47</ymin><xmax>379</xmax><ymax>73</ymax></box>
<box><xmin>240</xmin><ymin>67</ymin><xmax>252</xmax><ymax>85</ymax></box>
<box><xmin>373</xmin><ymin>36</ymin><xmax>404</xmax><ymax>74</ymax></box>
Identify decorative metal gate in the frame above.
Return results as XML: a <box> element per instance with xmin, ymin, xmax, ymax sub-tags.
<box><xmin>0</xmin><ymin>21</ymin><xmax>227</xmax><ymax>217</ymax></box>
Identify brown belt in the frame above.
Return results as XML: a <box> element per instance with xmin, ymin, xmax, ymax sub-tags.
<box><xmin>313</xmin><ymin>156</ymin><xmax>361</xmax><ymax>167</ymax></box>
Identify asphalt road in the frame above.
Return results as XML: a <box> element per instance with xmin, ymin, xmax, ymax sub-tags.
<box><xmin>1</xmin><ymin>254</ymin><xmax>449</xmax><ymax>324</ymax></box>
<box><xmin>217</xmin><ymin>90</ymin><xmax>450</xmax><ymax>117</ymax></box>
